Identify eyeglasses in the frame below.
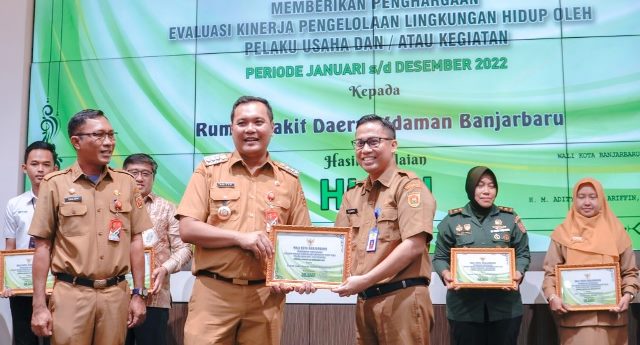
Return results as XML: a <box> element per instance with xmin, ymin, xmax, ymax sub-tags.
<box><xmin>351</xmin><ymin>137</ymin><xmax>393</xmax><ymax>149</ymax></box>
<box><xmin>126</xmin><ymin>169</ymin><xmax>154</xmax><ymax>178</ymax></box>
<box><xmin>75</xmin><ymin>131</ymin><xmax>117</xmax><ymax>142</ymax></box>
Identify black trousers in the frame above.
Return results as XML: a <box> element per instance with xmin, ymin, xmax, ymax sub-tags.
<box><xmin>9</xmin><ymin>296</ymin><xmax>49</xmax><ymax>345</ymax></box>
<box><xmin>449</xmin><ymin>315</ymin><xmax>522</xmax><ymax>345</ymax></box>
<box><xmin>125</xmin><ymin>307</ymin><xmax>169</xmax><ymax>345</ymax></box>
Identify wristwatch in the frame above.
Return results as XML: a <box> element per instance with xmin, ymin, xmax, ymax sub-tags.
<box><xmin>132</xmin><ymin>287</ymin><xmax>148</xmax><ymax>299</ymax></box>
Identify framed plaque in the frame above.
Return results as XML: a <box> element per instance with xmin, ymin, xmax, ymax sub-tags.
<box><xmin>266</xmin><ymin>225</ymin><xmax>351</xmax><ymax>289</ymax></box>
<box><xmin>0</xmin><ymin>249</ymin><xmax>54</xmax><ymax>295</ymax></box>
<box><xmin>451</xmin><ymin>247</ymin><xmax>516</xmax><ymax>289</ymax></box>
<box><xmin>556</xmin><ymin>263</ymin><xmax>621</xmax><ymax>311</ymax></box>
<box><xmin>125</xmin><ymin>247</ymin><xmax>155</xmax><ymax>290</ymax></box>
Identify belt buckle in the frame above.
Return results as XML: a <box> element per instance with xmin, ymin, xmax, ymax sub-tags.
<box><xmin>232</xmin><ymin>278</ymin><xmax>249</xmax><ymax>286</ymax></box>
<box><xmin>93</xmin><ymin>279</ymin><xmax>108</xmax><ymax>289</ymax></box>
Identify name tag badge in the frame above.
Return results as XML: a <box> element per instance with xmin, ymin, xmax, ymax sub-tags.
<box><xmin>490</xmin><ymin>228</ymin><xmax>510</xmax><ymax>233</ymax></box>
<box><xmin>366</xmin><ymin>227</ymin><xmax>378</xmax><ymax>252</ymax></box>
<box><xmin>64</xmin><ymin>195</ymin><xmax>82</xmax><ymax>203</ymax></box>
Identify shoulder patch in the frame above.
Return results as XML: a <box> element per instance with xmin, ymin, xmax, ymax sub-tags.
<box><xmin>498</xmin><ymin>206</ymin><xmax>514</xmax><ymax>214</ymax></box>
<box><xmin>43</xmin><ymin>168</ymin><xmax>71</xmax><ymax>181</ymax></box>
<box><xmin>274</xmin><ymin>161</ymin><xmax>299</xmax><ymax>177</ymax></box>
<box><xmin>448</xmin><ymin>208</ymin><xmax>463</xmax><ymax>215</ymax></box>
<box><xmin>203</xmin><ymin>153</ymin><xmax>231</xmax><ymax>166</ymax></box>
<box><xmin>514</xmin><ymin>215</ymin><xmax>527</xmax><ymax>233</ymax></box>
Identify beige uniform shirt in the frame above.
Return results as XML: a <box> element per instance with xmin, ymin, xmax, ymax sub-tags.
<box><xmin>29</xmin><ymin>161</ymin><xmax>153</xmax><ymax>279</ymax></box>
<box><xmin>335</xmin><ymin>166</ymin><xmax>436</xmax><ymax>283</ymax></box>
<box><xmin>176</xmin><ymin>151</ymin><xmax>311</xmax><ymax>280</ymax></box>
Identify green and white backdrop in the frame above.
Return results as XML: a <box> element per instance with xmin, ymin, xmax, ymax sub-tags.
<box><xmin>27</xmin><ymin>0</ymin><xmax>640</xmax><ymax>251</ymax></box>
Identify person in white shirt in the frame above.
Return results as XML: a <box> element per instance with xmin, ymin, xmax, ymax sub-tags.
<box><xmin>2</xmin><ymin>140</ymin><xmax>58</xmax><ymax>345</ymax></box>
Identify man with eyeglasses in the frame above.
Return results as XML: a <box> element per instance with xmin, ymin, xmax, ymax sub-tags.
<box><xmin>176</xmin><ymin>96</ymin><xmax>313</xmax><ymax>345</ymax></box>
<box><xmin>29</xmin><ymin>109</ymin><xmax>153</xmax><ymax>345</ymax></box>
<box><xmin>123</xmin><ymin>153</ymin><xmax>192</xmax><ymax>345</ymax></box>
<box><xmin>332</xmin><ymin>114</ymin><xmax>436</xmax><ymax>345</ymax></box>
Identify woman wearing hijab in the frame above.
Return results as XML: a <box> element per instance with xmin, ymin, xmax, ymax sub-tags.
<box><xmin>433</xmin><ymin>166</ymin><xmax>531</xmax><ymax>345</ymax></box>
<box><xmin>543</xmin><ymin>178</ymin><xmax>639</xmax><ymax>344</ymax></box>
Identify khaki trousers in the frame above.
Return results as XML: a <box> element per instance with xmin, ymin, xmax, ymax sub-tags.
<box><xmin>49</xmin><ymin>280</ymin><xmax>129</xmax><ymax>345</ymax></box>
<box><xmin>356</xmin><ymin>285</ymin><xmax>433</xmax><ymax>345</ymax></box>
<box><xmin>184</xmin><ymin>276</ymin><xmax>285</xmax><ymax>345</ymax></box>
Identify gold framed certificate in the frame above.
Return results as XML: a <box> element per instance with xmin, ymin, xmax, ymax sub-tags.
<box><xmin>125</xmin><ymin>247</ymin><xmax>155</xmax><ymax>290</ymax></box>
<box><xmin>0</xmin><ymin>249</ymin><xmax>54</xmax><ymax>295</ymax></box>
<box><xmin>266</xmin><ymin>225</ymin><xmax>351</xmax><ymax>289</ymax></box>
<box><xmin>556</xmin><ymin>263</ymin><xmax>621</xmax><ymax>311</ymax></box>
<box><xmin>450</xmin><ymin>247</ymin><xmax>516</xmax><ymax>289</ymax></box>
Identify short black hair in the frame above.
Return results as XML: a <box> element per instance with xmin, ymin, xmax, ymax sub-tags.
<box><xmin>230</xmin><ymin>96</ymin><xmax>273</xmax><ymax>122</ymax></box>
<box><xmin>123</xmin><ymin>153</ymin><xmax>158</xmax><ymax>175</ymax></box>
<box><xmin>67</xmin><ymin>109</ymin><xmax>107</xmax><ymax>137</ymax></box>
<box><xmin>356</xmin><ymin>114</ymin><xmax>396</xmax><ymax>139</ymax></box>
<box><xmin>24</xmin><ymin>141</ymin><xmax>58</xmax><ymax>167</ymax></box>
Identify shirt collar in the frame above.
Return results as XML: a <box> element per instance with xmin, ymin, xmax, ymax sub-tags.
<box><xmin>363</xmin><ymin>165</ymin><xmax>396</xmax><ymax>193</ymax></box>
<box><xmin>144</xmin><ymin>192</ymin><xmax>156</xmax><ymax>204</ymax></box>
<box><xmin>69</xmin><ymin>161</ymin><xmax>113</xmax><ymax>184</ymax></box>
<box><xmin>23</xmin><ymin>189</ymin><xmax>37</xmax><ymax>206</ymax></box>
<box><xmin>462</xmin><ymin>203</ymin><xmax>499</xmax><ymax>217</ymax></box>
<box><xmin>228</xmin><ymin>150</ymin><xmax>275</xmax><ymax>174</ymax></box>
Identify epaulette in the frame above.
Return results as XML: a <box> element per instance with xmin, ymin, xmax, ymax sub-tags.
<box><xmin>398</xmin><ymin>170</ymin><xmax>419</xmax><ymax>179</ymax></box>
<box><xmin>110</xmin><ymin>167</ymin><xmax>133</xmax><ymax>176</ymax></box>
<box><xmin>448</xmin><ymin>208</ymin><xmax>463</xmax><ymax>215</ymax></box>
<box><xmin>498</xmin><ymin>206</ymin><xmax>514</xmax><ymax>214</ymax></box>
<box><xmin>203</xmin><ymin>153</ymin><xmax>230</xmax><ymax>166</ymax></box>
<box><xmin>43</xmin><ymin>168</ymin><xmax>70</xmax><ymax>181</ymax></box>
<box><xmin>403</xmin><ymin>180</ymin><xmax>422</xmax><ymax>191</ymax></box>
<box><xmin>274</xmin><ymin>161</ymin><xmax>299</xmax><ymax>177</ymax></box>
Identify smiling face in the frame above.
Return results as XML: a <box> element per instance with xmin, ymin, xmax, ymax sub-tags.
<box><xmin>71</xmin><ymin>116</ymin><xmax>115</xmax><ymax>171</ymax></box>
<box><xmin>354</xmin><ymin>121</ymin><xmax>397</xmax><ymax>180</ymax></box>
<box><xmin>575</xmin><ymin>183</ymin><xmax>601</xmax><ymax>218</ymax></box>
<box><xmin>231</xmin><ymin>101</ymin><xmax>274</xmax><ymax>162</ymax></box>
<box><xmin>474</xmin><ymin>173</ymin><xmax>497</xmax><ymax>208</ymax></box>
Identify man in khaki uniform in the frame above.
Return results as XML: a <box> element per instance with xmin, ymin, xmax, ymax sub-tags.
<box><xmin>177</xmin><ymin>96</ymin><xmax>312</xmax><ymax>345</ymax></box>
<box><xmin>333</xmin><ymin>114</ymin><xmax>436</xmax><ymax>345</ymax></box>
<box><xmin>29</xmin><ymin>109</ymin><xmax>153</xmax><ymax>345</ymax></box>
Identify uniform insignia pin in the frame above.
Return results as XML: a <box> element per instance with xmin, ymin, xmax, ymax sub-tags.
<box><xmin>218</xmin><ymin>205</ymin><xmax>231</xmax><ymax>220</ymax></box>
